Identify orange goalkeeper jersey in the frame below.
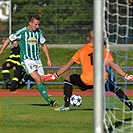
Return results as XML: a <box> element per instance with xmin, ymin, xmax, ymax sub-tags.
<box><xmin>72</xmin><ymin>43</ymin><xmax>114</xmax><ymax>85</ymax></box>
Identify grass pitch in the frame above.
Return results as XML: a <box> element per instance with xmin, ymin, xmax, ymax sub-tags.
<box><xmin>0</xmin><ymin>96</ymin><xmax>93</xmax><ymax>133</ymax></box>
<box><xmin>0</xmin><ymin>96</ymin><xmax>133</xmax><ymax>133</ymax></box>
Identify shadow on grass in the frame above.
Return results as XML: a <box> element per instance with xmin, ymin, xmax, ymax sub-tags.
<box><xmin>106</xmin><ymin>108</ymin><xmax>121</xmax><ymax>111</ymax></box>
<box><xmin>71</xmin><ymin>108</ymin><xmax>93</xmax><ymax>111</ymax></box>
<box><xmin>70</xmin><ymin>108</ymin><xmax>122</xmax><ymax>111</ymax></box>
<box><xmin>107</xmin><ymin>117</ymin><xmax>132</xmax><ymax>133</ymax></box>
<box><xmin>29</xmin><ymin>104</ymin><xmax>49</xmax><ymax>106</ymax></box>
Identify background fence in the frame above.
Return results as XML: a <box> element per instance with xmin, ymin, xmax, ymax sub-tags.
<box><xmin>1</xmin><ymin>0</ymin><xmax>133</xmax><ymax>44</ymax></box>
<box><xmin>0</xmin><ymin>0</ymin><xmax>93</xmax><ymax>44</ymax></box>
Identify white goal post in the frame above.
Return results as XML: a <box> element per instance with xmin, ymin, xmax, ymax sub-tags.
<box><xmin>96</xmin><ymin>0</ymin><xmax>133</xmax><ymax>133</ymax></box>
<box><xmin>93</xmin><ymin>0</ymin><xmax>104</xmax><ymax>133</ymax></box>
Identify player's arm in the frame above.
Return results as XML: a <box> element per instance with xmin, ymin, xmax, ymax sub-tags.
<box><xmin>0</xmin><ymin>39</ymin><xmax>10</xmax><ymax>54</ymax></box>
<box><xmin>57</xmin><ymin>58</ymin><xmax>75</xmax><ymax>76</ymax></box>
<box><xmin>0</xmin><ymin>32</ymin><xmax>19</xmax><ymax>55</ymax></box>
<box><xmin>108</xmin><ymin>61</ymin><xmax>125</xmax><ymax>76</ymax></box>
<box><xmin>108</xmin><ymin>61</ymin><xmax>133</xmax><ymax>80</ymax></box>
<box><xmin>42</xmin><ymin>58</ymin><xmax>75</xmax><ymax>81</ymax></box>
<box><xmin>41</xmin><ymin>43</ymin><xmax>52</xmax><ymax>68</ymax></box>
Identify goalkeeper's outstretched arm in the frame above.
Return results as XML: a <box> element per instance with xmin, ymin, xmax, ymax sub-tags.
<box><xmin>42</xmin><ymin>58</ymin><xmax>75</xmax><ymax>81</ymax></box>
<box><xmin>109</xmin><ymin>61</ymin><xmax>133</xmax><ymax>80</ymax></box>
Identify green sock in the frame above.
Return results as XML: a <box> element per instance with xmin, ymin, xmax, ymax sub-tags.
<box><xmin>24</xmin><ymin>74</ymin><xmax>35</xmax><ymax>82</ymax></box>
<box><xmin>37</xmin><ymin>84</ymin><xmax>51</xmax><ymax>104</ymax></box>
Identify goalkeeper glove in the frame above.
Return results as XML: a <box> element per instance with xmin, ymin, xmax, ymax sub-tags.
<box><xmin>124</xmin><ymin>74</ymin><xmax>133</xmax><ymax>80</ymax></box>
<box><xmin>42</xmin><ymin>73</ymin><xmax>59</xmax><ymax>81</ymax></box>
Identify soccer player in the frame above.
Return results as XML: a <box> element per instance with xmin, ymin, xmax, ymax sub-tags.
<box><xmin>42</xmin><ymin>30</ymin><xmax>133</xmax><ymax>111</ymax></box>
<box><xmin>0</xmin><ymin>15</ymin><xmax>56</xmax><ymax>107</ymax></box>
<box><xmin>2</xmin><ymin>40</ymin><xmax>23</xmax><ymax>92</ymax></box>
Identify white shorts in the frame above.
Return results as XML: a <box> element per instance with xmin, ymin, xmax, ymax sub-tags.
<box><xmin>21</xmin><ymin>59</ymin><xmax>44</xmax><ymax>75</ymax></box>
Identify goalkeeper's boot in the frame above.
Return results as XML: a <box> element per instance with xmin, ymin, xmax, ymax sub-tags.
<box><xmin>129</xmin><ymin>104</ymin><xmax>133</xmax><ymax>111</ymax></box>
<box><xmin>54</xmin><ymin>106</ymin><xmax>70</xmax><ymax>111</ymax></box>
<box><xmin>49</xmin><ymin>100</ymin><xmax>57</xmax><ymax>107</ymax></box>
<box><xmin>126</xmin><ymin>101</ymin><xmax>133</xmax><ymax>111</ymax></box>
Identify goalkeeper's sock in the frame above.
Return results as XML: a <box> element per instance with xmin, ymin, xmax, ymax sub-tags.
<box><xmin>64</xmin><ymin>80</ymin><xmax>73</xmax><ymax>107</ymax></box>
<box><xmin>37</xmin><ymin>84</ymin><xmax>51</xmax><ymax>104</ymax></box>
<box><xmin>115</xmin><ymin>88</ymin><xmax>133</xmax><ymax>110</ymax></box>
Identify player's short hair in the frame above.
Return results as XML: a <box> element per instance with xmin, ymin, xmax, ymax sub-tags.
<box><xmin>28</xmin><ymin>15</ymin><xmax>40</xmax><ymax>23</ymax></box>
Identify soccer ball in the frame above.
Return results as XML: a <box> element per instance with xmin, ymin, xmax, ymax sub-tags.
<box><xmin>70</xmin><ymin>94</ymin><xmax>82</xmax><ymax>107</ymax></box>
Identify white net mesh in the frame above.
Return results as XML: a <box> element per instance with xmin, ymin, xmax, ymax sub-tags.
<box><xmin>104</xmin><ymin>0</ymin><xmax>133</xmax><ymax>132</ymax></box>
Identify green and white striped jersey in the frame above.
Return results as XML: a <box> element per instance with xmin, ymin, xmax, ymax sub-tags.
<box><xmin>9</xmin><ymin>27</ymin><xmax>46</xmax><ymax>62</ymax></box>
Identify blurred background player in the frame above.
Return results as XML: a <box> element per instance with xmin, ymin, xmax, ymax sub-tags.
<box><xmin>0</xmin><ymin>15</ymin><xmax>56</xmax><ymax>107</ymax></box>
<box><xmin>128</xmin><ymin>0</ymin><xmax>133</xmax><ymax>16</ymax></box>
<box><xmin>42</xmin><ymin>30</ymin><xmax>133</xmax><ymax>111</ymax></box>
<box><xmin>2</xmin><ymin>40</ymin><xmax>23</xmax><ymax>92</ymax></box>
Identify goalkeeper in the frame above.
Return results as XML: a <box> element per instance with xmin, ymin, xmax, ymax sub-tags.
<box><xmin>42</xmin><ymin>30</ymin><xmax>133</xmax><ymax>111</ymax></box>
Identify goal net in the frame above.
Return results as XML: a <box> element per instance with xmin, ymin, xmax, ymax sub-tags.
<box><xmin>104</xmin><ymin>0</ymin><xmax>133</xmax><ymax>132</ymax></box>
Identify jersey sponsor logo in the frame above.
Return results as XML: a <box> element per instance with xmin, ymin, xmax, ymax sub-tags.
<box><xmin>27</xmin><ymin>37</ymin><xmax>37</xmax><ymax>45</ymax></box>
